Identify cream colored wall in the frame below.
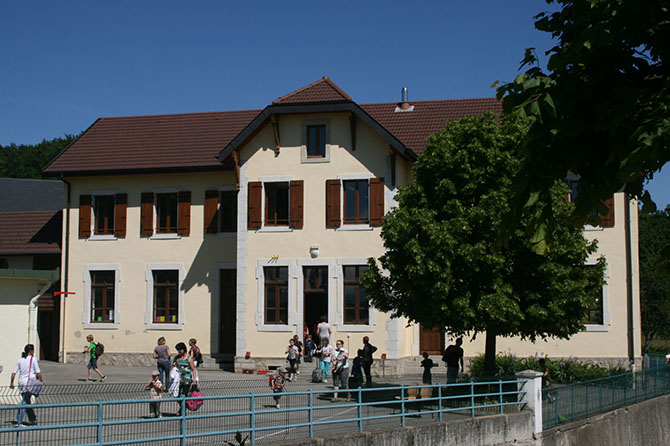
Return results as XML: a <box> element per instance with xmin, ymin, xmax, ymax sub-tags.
<box><xmin>62</xmin><ymin>172</ymin><xmax>237</xmax><ymax>357</ymax></box>
<box><xmin>453</xmin><ymin>192</ymin><xmax>641</xmax><ymax>360</ymax></box>
<box><xmin>237</xmin><ymin>113</ymin><xmax>411</xmax><ymax>358</ymax></box>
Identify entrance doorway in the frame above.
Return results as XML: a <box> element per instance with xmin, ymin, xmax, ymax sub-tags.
<box><xmin>303</xmin><ymin>266</ymin><xmax>328</xmax><ymax>342</ymax></box>
<box><xmin>218</xmin><ymin>269</ymin><xmax>236</xmax><ymax>354</ymax></box>
<box><xmin>419</xmin><ymin>324</ymin><xmax>445</xmax><ymax>355</ymax></box>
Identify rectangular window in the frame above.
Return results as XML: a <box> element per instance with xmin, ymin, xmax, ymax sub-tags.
<box><xmin>343</xmin><ymin>265</ymin><xmax>369</xmax><ymax>325</ymax></box>
<box><xmin>584</xmin><ymin>265</ymin><xmax>604</xmax><ymax>325</ymax></box>
<box><xmin>220</xmin><ymin>190</ymin><xmax>238</xmax><ymax>233</ymax></box>
<box><xmin>91</xmin><ymin>270</ymin><xmax>115</xmax><ymax>323</ymax></box>
<box><xmin>156</xmin><ymin>193</ymin><xmax>178</xmax><ymax>234</ymax></box>
<box><xmin>264</xmin><ymin>266</ymin><xmax>288</xmax><ymax>324</ymax></box>
<box><xmin>93</xmin><ymin>195</ymin><xmax>115</xmax><ymax>235</ymax></box>
<box><xmin>307</xmin><ymin>125</ymin><xmax>326</xmax><ymax>157</ymax></box>
<box><xmin>265</xmin><ymin>182</ymin><xmax>289</xmax><ymax>226</ymax></box>
<box><xmin>343</xmin><ymin>180</ymin><xmax>369</xmax><ymax>224</ymax></box>
<box><xmin>153</xmin><ymin>270</ymin><xmax>179</xmax><ymax>324</ymax></box>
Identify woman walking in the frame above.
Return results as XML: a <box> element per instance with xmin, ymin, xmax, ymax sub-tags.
<box><xmin>153</xmin><ymin>337</ymin><xmax>171</xmax><ymax>389</ymax></box>
<box><xmin>174</xmin><ymin>342</ymin><xmax>197</xmax><ymax>415</ymax></box>
<box><xmin>10</xmin><ymin>344</ymin><xmax>43</xmax><ymax>426</ymax></box>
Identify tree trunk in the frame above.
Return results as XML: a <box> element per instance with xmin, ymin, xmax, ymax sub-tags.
<box><xmin>643</xmin><ymin>329</ymin><xmax>655</xmax><ymax>355</ymax></box>
<box><xmin>484</xmin><ymin>330</ymin><xmax>497</xmax><ymax>374</ymax></box>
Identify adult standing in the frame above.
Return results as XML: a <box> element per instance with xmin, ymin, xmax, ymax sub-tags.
<box><xmin>174</xmin><ymin>342</ymin><xmax>198</xmax><ymax>415</ymax></box>
<box><xmin>84</xmin><ymin>334</ymin><xmax>106</xmax><ymax>382</ymax></box>
<box><xmin>331</xmin><ymin>340</ymin><xmax>350</xmax><ymax>402</ymax></box>
<box><xmin>188</xmin><ymin>338</ymin><xmax>202</xmax><ymax>368</ymax></box>
<box><xmin>153</xmin><ymin>337</ymin><xmax>171</xmax><ymax>389</ymax></box>
<box><xmin>316</xmin><ymin>317</ymin><xmax>332</xmax><ymax>347</ymax></box>
<box><xmin>10</xmin><ymin>344</ymin><xmax>43</xmax><ymax>426</ymax></box>
<box><xmin>361</xmin><ymin>336</ymin><xmax>377</xmax><ymax>387</ymax></box>
<box><xmin>442</xmin><ymin>338</ymin><xmax>464</xmax><ymax>383</ymax></box>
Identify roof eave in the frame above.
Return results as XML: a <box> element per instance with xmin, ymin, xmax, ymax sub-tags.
<box><xmin>43</xmin><ymin>164</ymin><xmax>233</xmax><ymax>178</ymax></box>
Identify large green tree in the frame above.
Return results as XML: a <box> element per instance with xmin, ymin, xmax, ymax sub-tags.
<box><xmin>362</xmin><ymin>113</ymin><xmax>605</xmax><ymax>372</ymax></box>
<box><xmin>639</xmin><ymin>208</ymin><xmax>670</xmax><ymax>354</ymax></box>
<box><xmin>497</xmin><ymin>0</ymin><xmax>669</xmax><ymax>252</ymax></box>
<box><xmin>0</xmin><ymin>134</ymin><xmax>78</xmax><ymax>179</ymax></box>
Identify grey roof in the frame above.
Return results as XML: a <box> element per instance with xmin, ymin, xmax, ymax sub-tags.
<box><xmin>0</xmin><ymin>178</ymin><xmax>64</xmax><ymax>212</ymax></box>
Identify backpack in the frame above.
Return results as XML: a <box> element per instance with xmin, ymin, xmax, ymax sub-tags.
<box><xmin>312</xmin><ymin>367</ymin><xmax>323</xmax><ymax>383</ymax></box>
<box><xmin>95</xmin><ymin>343</ymin><xmax>105</xmax><ymax>357</ymax></box>
<box><xmin>196</xmin><ymin>351</ymin><xmax>203</xmax><ymax>366</ymax></box>
<box><xmin>186</xmin><ymin>387</ymin><xmax>204</xmax><ymax>411</ymax></box>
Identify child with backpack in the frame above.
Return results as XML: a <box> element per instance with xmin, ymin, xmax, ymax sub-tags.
<box><xmin>145</xmin><ymin>371</ymin><xmax>163</xmax><ymax>418</ymax></box>
<box><xmin>83</xmin><ymin>335</ymin><xmax>106</xmax><ymax>382</ymax></box>
<box><xmin>285</xmin><ymin>339</ymin><xmax>299</xmax><ymax>381</ymax></box>
<box><xmin>270</xmin><ymin>367</ymin><xmax>287</xmax><ymax>409</ymax></box>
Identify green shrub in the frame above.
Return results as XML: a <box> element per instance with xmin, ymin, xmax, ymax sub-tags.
<box><xmin>469</xmin><ymin>353</ymin><xmax>628</xmax><ymax>384</ymax></box>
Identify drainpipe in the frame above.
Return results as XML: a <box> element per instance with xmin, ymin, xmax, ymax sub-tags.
<box><xmin>624</xmin><ymin>193</ymin><xmax>635</xmax><ymax>366</ymax></box>
<box><xmin>60</xmin><ymin>176</ymin><xmax>71</xmax><ymax>363</ymax></box>
<box><xmin>29</xmin><ymin>281</ymin><xmax>55</xmax><ymax>359</ymax></box>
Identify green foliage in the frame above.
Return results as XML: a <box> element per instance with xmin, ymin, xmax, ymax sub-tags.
<box><xmin>469</xmin><ymin>353</ymin><xmax>628</xmax><ymax>384</ymax></box>
<box><xmin>497</xmin><ymin>0</ymin><xmax>670</xmax><ymax>252</ymax></box>
<box><xmin>362</xmin><ymin>112</ymin><xmax>606</xmax><ymax>372</ymax></box>
<box><xmin>0</xmin><ymin>134</ymin><xmax>79</xmax><ymax>179</ymax></box>
<box><xmin>639</xmin><ymin>207</ymin><xmax>670</xmax><ymax>353</ymax></box>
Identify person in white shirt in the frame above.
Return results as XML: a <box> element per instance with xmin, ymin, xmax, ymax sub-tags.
<box><xmin>316</xmin><ymin>338</ymin><xmax>333</xmax><ymax>383</ymax></box>
<box><xmin>316</xmin><ymin>317</ymin><xmax>332</xmax><ymax>346</ymax></box>
<box><xmin>331</xmin><ymin>340</ymin><xmax>350</xmax><ymax>402</ymax></box>
<box><xmin>10</xmin><ymin>344</ymin><xmax>43</xmax><ymax>426</ymax></box>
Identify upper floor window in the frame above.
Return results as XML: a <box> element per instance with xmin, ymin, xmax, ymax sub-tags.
<box><xmin>584</xmin><ymin>265</ymin><xmax>604</xmax><ymax>325</ymax></box>
<box><xmin>220</xmin><ymin>190</ymin><xmax>237</xmax><ymax>232</ymax></box>
<box><xmin>307</xmin><ymin>125</ymin><xmax>326</xmax><ymax>158</ymax></box>
<box><xmin>326</xmin><ymin>177</ymin><xmax>384</xmax><ymax>228</ymax></box>
<box><xmin>566</xmin><ymin>180</ymin><xmax>615</xmax><ymax>228</ymax></box>
<box><xmin>91</xmin><ymin>270</ymin><xmax>115</xmax><ymax>323</ymax></box>
<box><xmin>156</xmin><ymin>193</ymin><xmax>178</xmax><ymax>233</ymax></box>
<box><xmin>265</xmin><ymin>182</ymin><xmax>289</xmax><ymax>226</ymax></box>
<box><xmin>205</xmin><ymin>189</ymin><xmax>238</xmax><ymax>234</ymax></box>
<box><xmin>343</xmin><ymin>265</ymin><xmax>369</xmax><ymax>325</ymax></box>
<box><xmin>93</xmin><ymin>195</ymin><xmax>115</xmax><ymax>235</ymax></box>
<box><xmin>344</xmin><ymin>180</ymin><xmax>369</xmax><ymax>224</ymax></box>
<box><xmin>141</xmin><ymin>191</ymin><xmax>191</xmax><ymax>237</ymax></box>
<box><xmin>264</xmin><ymin>266</ymin><xmax>288</xmax><ymax>324</ymax></box>
<box><xmin>79</xmin><ymin>193</ymin><xmax>127</xmax><ymax>238</ymax></box>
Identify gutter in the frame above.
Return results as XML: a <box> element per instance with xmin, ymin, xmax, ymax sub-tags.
<box><xmin>60</xmin><ymin>176</ymin><xmax>71</xmax><ymax>364</ymax></box>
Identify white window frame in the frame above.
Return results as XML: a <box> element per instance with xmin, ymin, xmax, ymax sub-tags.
<box><xmin>257</xmin><ymin>176</ymin><xmax>293</xmax><ymax>233</ymax></box>
<box><xmin>88</xmin><ymin>190</ymin><xmax>119</xmax><ymax>241</ymax></box>
<box><xmin>583</xmin><ymin>257</ymin><xmax>611</xmax><ymax>332</ymax></box>
<box><xmin>336</xmin><ymin>174</ymin><xmax>375</xmax><ymax>231</ymax></box>
<box><xmin>83</xmin><ymin>264</ymin><xmax>121</xmax><ymax>329</ymax></box>
<box><xmin>255</xmin><ymin>259</ymin><xmax>296</xmax><ymax>332</ymax></box>
<box><xmin>301</xmin><ymin>119</ymin><xmax>331</xmax><ymax>163</ymax></box>
<box><xmin>336</xmin><ymin>258</ymin><xmax>376</xmax><ymax>332</ymax></box>
<box><xmin>151</xmin><ymin>188</ymin><xmax>182</xmax><ymax>240</ymax></box>
<box><xmin>144</xmin><ymin>263</ymin><xmax>185</xmax><ymax>330</ymax></box>
<box><xmin>216</xmin><ymin>186</ymin><xmax>238</xmax><ymax>238</ymax></box>
<box><xmin>296</xmin><ymin>259</ymin><xmax>336</xmax><ymax>336</ymax></box>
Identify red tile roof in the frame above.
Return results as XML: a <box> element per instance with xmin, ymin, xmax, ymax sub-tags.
<box><xmin>273</xmin><ymin>76</ymin><xmax>352</xmax><ymax>104</ymax></box>
<box><xmin>0</xmin><ymin>211</ymin><xmax>62</xmax><ymax>255</ymax></box>
<box><xmin>44</xmin><ymin>78</ymin><xmax>502</xmax><ymax>175</ymax></box>
<box><xmin>362</xmin><ymin>98</ymin><xmax>502</xmax><ymax>155</ymax></box>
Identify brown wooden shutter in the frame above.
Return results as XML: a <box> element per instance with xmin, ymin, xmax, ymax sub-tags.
<box><xmin>178</xmin><ymin>191</ymin><xmax>191</xmax><ymax>235</ymax></box>
<box><xmin>114</xmin><ymin>193</ymin><xmax>127</xmax><ymax>237</ymax></box>
<box><xmin>289</xmin><ymin>180</ymin><xmax>304</xmax><ymax>229</ymax></box>
<box><xmin>369</xmin><ymin>177</ymin><xmax>385</xmax><ymax>227</ymax></box>
<box><xmin>247</xmin><ymin>182</ymin><xmax>262</xmax><ymax>229</ymax></box>
<box><xmin>600</xmin><ymin>196</ymin><xmax>615</xmax><ymax>227</ymax></box>
<box><xmin>326</xmin><ymin>179</ymin><xmax>341</xmax><ymax>228</ymax></box>
<box><xmin>204</xmin><ymin>190</ymin><xmax>219</xmax><ymax>234</ymax></box>
<box><xmin>79</xmin><ymin>194</ymin><xmax>92</xmax><ymax>238</ymax></box>
<box><xmin>140</xmin><ymin>192</ymin><xmax>154</xmax><ymax>236</ymax></box>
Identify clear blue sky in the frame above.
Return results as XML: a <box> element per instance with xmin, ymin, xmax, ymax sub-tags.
<box><xmin>1</xmin><ymin>1</ymin><xmax>668</xmax><ymax>208</ymax></box>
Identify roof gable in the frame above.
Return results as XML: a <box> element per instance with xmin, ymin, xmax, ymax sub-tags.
<box><xmin>272</xmin><ymin>76</ymin><xmax>352</xmax><ymax>105</ymax></box>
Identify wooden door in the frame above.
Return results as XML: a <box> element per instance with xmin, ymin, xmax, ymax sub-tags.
<box><xmin>419</xmin><ymin>324</ymin><xmax>445</xmax><ymax>355</ymax></box>
<box><xmin>219</xmin><ymin>269</ymin><xmax>236</xmax><ymax>354</ymax></box>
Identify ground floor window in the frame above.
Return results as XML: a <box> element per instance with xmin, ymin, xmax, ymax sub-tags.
<box><xmin>264</xmin><ymin>266</ymin><xmax>288</xmax><ymax>324</ymax></box>
<box><xmin>153</xmin><ymin>270</ymin><xmax>179</xmax><ymax>323</ymax></box>
<box><xmin>343</xmin><ymin>265</ymin><xmax>369</xmax><ymax>325</ymax></box>
<box><xmin>91</xmin><ymin>270</ymin><xmax>115</xmax><ymax>323</ymax></box>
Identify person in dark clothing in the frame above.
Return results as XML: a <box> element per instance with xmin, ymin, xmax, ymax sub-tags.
<box><xmin>420</xmin><ymin>352</ymin><xmax>437</xmax><ymax>384</ymax></box>
<box><xmin>361</xmin><ymin>336</ymin><xmax>377</xmax><ymax>387</ymax></box>
<box><xmin>442</xmin><ymin>338</ymin><xmax>464</xmax><ymax>383</ymax></box>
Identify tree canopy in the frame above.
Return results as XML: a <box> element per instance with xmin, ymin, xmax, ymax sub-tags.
<box><xmin>361</xmin><ymin>113</ymin><xmax>605</xmax><ymax>371</ymax></box>
<box><xmin>639</xmin><ymin>207</ymin><xmax>670</xmax><ymax>354</ymax></box>
<box><xmin>0</xmin><ymin>134</ymin><xmax>78</xmax><ymax>179</ymax></box>
<box><xmin>497</xmin><ymin>0</ymin><xmax>669</xmax><ymax>252</ymax></box>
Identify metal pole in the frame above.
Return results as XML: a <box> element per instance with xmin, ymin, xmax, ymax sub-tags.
<box><xmin>400</xmin><ymin>384</ymin><xmax>406</xmax><ymax>427</ymax></box>
<box><xmin>470</xmin><ymin>382</ymin><xmax>475</xmax><ymax>418</ymax></box>
<box><xmin>308</xmin><ymin>390</ymin><xmax>314</xmax><ymax>438</ymax></box>
<box><xmin>357</xmin><ymin>387</ymin><xmax>363</xmax><ymax>432</ymax></box>
<box><xmin>97</xmin><ymin>399</ymin><xmax>103</xmax><ymax>445</ymax></box>
<box><xmin>499</xmin><ymin>381</ymin><xmax>503</xmax><ymax>414</ymax></box>
<box><xmin>438</xmin><ymin>384</ymin><xmax>443</xmax><ymax>422</ymax></box>
<box><xmin>250</xmin><ymin>393</ymin><xmax>256</xmax><ymax>445</ymax></box>
<box><xmin>181</xmin><ymin>396</ymin><xmax>186</xmax><ymax>446</ymax></box>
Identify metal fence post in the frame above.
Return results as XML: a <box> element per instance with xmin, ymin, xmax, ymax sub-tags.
<box><xmin>181</xmin><ymin>396</ymin><xmax>186</xmax><ymax>446</ymax></box>
<box><xmin>308</xmin><ymin>390</ymin><xmax>314</xmax><ymax>438</ymax></box>
<box><xmin>470</xmin><ymin>382</ymin><xmax>475</xmax><ymax>418</ymax></box>
<box><xmin>250</xmin><ymin>393</ymin><xmax>256</xmax><ymax>445</ymax></box>
<box><xmin>438</xmin><ymin>384</ymin><xmax>443</xmax><ymax>422</ymax></box>
<box><xmin>357</xmin><ymin>387</ymin><xmax>363</xmax><ymax>432</ymax></box>
<box><xmin>97</xmin><ymin>399</ymin><xmax>103</xmax><ymax>445</ymax></box>
<box><xmin>499</xmin><ymin>381</ymin><xmax>504</xmax><ymax>414</ymax></box>
<box><xmin>400</xmin><ymin>384</ymin><xmax>406</xmax><ymax>427</ymax></box>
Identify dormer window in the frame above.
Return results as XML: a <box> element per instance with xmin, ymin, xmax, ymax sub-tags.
<box><xmin>307</xmin><ymin>125</ymin><xmax>326</xmax><ymax>158</ymax></box>
<box><xmin>301</xmin><ymin>119</ymin><xmax>331</xmax><ymax>163</ymax></box>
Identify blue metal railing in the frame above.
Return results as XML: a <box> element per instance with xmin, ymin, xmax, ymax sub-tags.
<box><xmin>0</xmin><ymin>379</ymin><xmax>526</xmax><ymax>445</ymax></box>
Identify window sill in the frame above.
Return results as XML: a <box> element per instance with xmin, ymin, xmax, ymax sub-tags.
<box><xmin>582</xmin><ymin>324</ymin><xmax>608</xmax><ymax>332</ymax></box>
<box><xmin>337</xmin><ymin>225</ymin><xmax>373</xmax><ymax>231</ymax></box>
<box><xmin>256</xmin><ymin>324</ymin><xmax>293</xmax><ymax>332</ymax></box>
<box><xmin>88</xmin><ymin>235</ymin><xmax>117</xmax><ymax>241</ymax></box>
<box><xmin>301</xmin><ymin>157</ymin><xmax>330</xmax><ymax>164</ymax></box>
<box><xmin>258</xmin><ymin>227</ymin><xmax>293</xmax><ymax>233</ymax></box>
<box><xmin>337</xmin><ymin>324</ymin><xmax>375</xmax><ymax>333</ymax></box>
<box><xmin>150</xmin><ymin>233</ymin><xmax>181</xmax><ymax>240</ymax></box>
<box><xmin>83</xmin><ymin>322</ymin><xmax>119</xmax><ymax>330</ymax></box>
<box><xmin>145</xmin><ymin>323</ymin><xmax>184</xmax><ymax>331</ymax></box>
<box><xmin>584</xmin><ymin>225</ymin><xmax>605</xmax><ymax>232</ymax></box>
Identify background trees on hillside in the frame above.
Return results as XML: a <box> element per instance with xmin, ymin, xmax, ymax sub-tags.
<box><xmin>0</xmin><ymin>134</ymin><xmax>78</xmax><ymax>179</ymax></box>
<box><xmin>362</xmin><ymin>113</ymin><xmax>605</xmax><ymax>372</ymax></box>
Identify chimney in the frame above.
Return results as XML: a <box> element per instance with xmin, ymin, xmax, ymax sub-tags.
<box><xmin>395</xmin><ymin>86</ymin><xmax>414</xmax><ymax>113</ymax></box>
